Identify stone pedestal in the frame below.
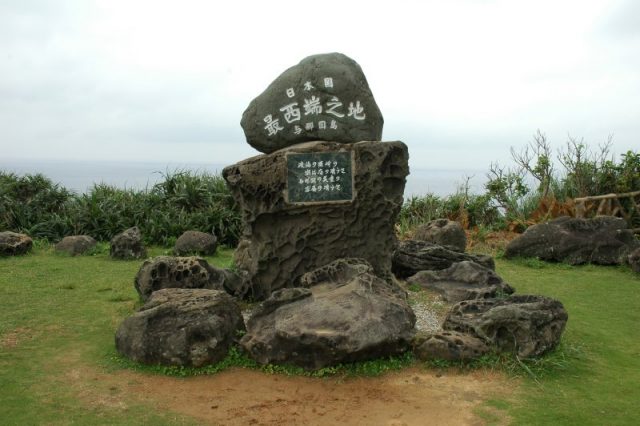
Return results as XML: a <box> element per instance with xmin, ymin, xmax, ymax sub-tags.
<box><xmin>223</xmin><ymin>140</ymin><xmax>409</xmax><ymax>300</ymax></box>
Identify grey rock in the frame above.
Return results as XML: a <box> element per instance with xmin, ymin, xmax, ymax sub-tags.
<box><xmin>407</xmin><ymin>261</ymin><xmax>514</xmax><ymax>303</ymax></box>
<box><xmin>240</xmin><ymin>259</ymin><xmax>416</xmax><ymax>370</ymax></box>
<box><xmin>173</xmin><ymin>230</ymin><xmax>217</xmax><ymax>256</ymax></box>
<box><xmin>110</xmin><ymin>226</ymin><xmax>147</xmax><ymax>260</ymax></box>
<box><xmin>629</xmin><ymin>247</ymin><xmax>640</xmax><ymax>273</ymax></box>
<box><xmin>443</xmin><ymin>294</ymin><xmax>568</xmax><ymax>358</ymax></box>
<box><xmin>414</xmin><ymin>219</ymin><xmax>467</xmax><ymax>252</ymax></box>
<box><xmin>413</xmin><ymin>331</ymin><xmax>490</xmax><ymax>361</ymax></box>
<box><xmin>0</xmin><ymin>231</ymin><xmax>32</xmax><ymax>256</ymax></box>
<box><xmin>223</xmin><ymin>140</ymin><xmax>408</xmax><ymax>300</ymax></box>
<box><xmin>134</xmin><ymin>256</ymin><xmax>238</xmax><ymax>302</ymax></box>
<box><xmin>115</xmin><ymin>288</ymin><xmax>245</xmax><ymax>367</ymax></box>
<box><xmin>55</xmin><ymin>235</ymin><xmax>97</xmax><ymax>256</ymax></box>
<box><xmin>241</xmin><ymin>52</ymin><xmax>383</xmax><ymax>154</ymax></box>
<box><xmin>504</xmin><ymin>216</ymin><xmax>640</xmax><ymax>265</ymax></box>
<box><xmin>392</xmin><ymin>240</ymin><xmax>495</xmax><ymax>279</ymax></box>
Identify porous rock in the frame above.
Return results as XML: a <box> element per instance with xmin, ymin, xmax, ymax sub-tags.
<box><xmin>392</xmin><ymin>240</ymin><xmax>495</xmax><ymax>279</ymax></box>
<box><xmin>110</xmin><ymin>226</ymin><xmax>147</xmax><ymax>260</ymax></box>
<box><xmin>413</xmin><ymin>331</ymin><xmax>489</xmax><ymax>361</ymax></box>
<box><xmin>134</xmin><ymin>256</ymin><xmax>238</xmax><ymax>301</ymax></box>
<box><xmin>0</xmin><ymin>231</ymin><xmax>32</xmax><ymax>256</ymax></box>
<box><xmin>414</xmin><ymin>219</ymin><xmax>467</xmax><ymax>252</ymax></box>
<box><xmin>407</xmin><ymin>261</ymin><xmax>514</xmax><ymax>303</ymax></box>
<box><xmin>241</xmin><ymin>52</ymin><xmax>383</xmax><ymax>154</ymax></box>
<box><xmin>240</xmin><ymin>258</ymin><xmax>416</xmax><ymax>370</ymax></box>
<box><xmin>443</xmin><ymin>295</ymin><xmax>568</xmax><ymax>358</ymax></box>
<box><xmin>173</xmin><ymin>230</ymin><xmax>217</xmax><ymax>256</ymax></box>
<box><xmin>223</xmin><ymin>140</ymin><xmax>408</xmax><ymax>300</ymax></box>
<box><xmin>55</xmin><ymin>235</ymin><xmax>97</xmax><ymax>256</ymax></box>
<box><xmin>115</xmin><ymin>288</ymin><xmax>245</xmax><ymax>367</ymax></box>
<box><xmin>629</xmin><ymin>247</ymin><xmax>640</xmax><ymax>273</ymax></box>
<box><xmin>504</xmin><ymin>216</ymin><xmax>640</xmax><ymax>265</ymax></box>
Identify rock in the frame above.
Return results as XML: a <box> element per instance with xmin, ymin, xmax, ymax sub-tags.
<box><xmin>629</xmin><ymin>247</ymin><xmax>640</xmax><ymax>273</ymax></box>
<box><xmin>240</xmin><ymin>259</ymin><xmax>416</xmax><ymax>370</ymax></box>
<box><xmin>134</xmin><ymin>256</ymin><xmax>239</xmax><ymax>302</ymax></box>
<box><xmin>173</xmin><ymin>230</ymin><xmax>218</xmax><ymax>256</ymax></box>
<box><xmin>110</xmin><ymin>226</ymin><xmax>147</xmax><ymax>260</ymax></box>
<box><xmin>443</xmin><ymin>295</ymin><xmax>568</xmax><ymax>358</ymax></box>
<box><xmin>0</xmin><ymin>231</ymin><xmax>32</xmax><ymax>256</ymax></box>
<box><xmin>115</xmin><ymin>288</ymin><xmax>245</xmax><ymax>367</ymax></box>
<box><xmin>54</xmin><ymin>235</ymin><xmax>97</xmax><ymax>256</ymax></box>
<box><xmin>223</xmin><ymin>140</ymin><xmax>409</xmax><ymax>300</ymax></box>
<box><xmin>504</xmin><ymin>216</ymin><xmax>640</xmax><ymax>265</ymax></box>
<box><xmin>240</xmin><ymin>52</ymin><xmax>383</xmax><ymax>154</ymax></box>
<box><xmin>407</xmin><ymin>261</ymin><xmax>514</xmax><ymax>302</ymax></box>
<box><xmin>414</xmin><ymin>219</ymin><xmax>467</xmax><ymax>252</ymax></box>
<box><xmin>413</xmin><ymin>331</ymin><xmax>489</xmax><ymax>361</ymax></box>
<box><xmin>392</xmin><ymin>240</ymin><xmax>495</xmax><ymax>279</ymax></box>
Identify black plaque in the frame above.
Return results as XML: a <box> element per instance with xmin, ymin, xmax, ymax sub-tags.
<box><xmin>286</xmin><ymin>151</ymin><xmax>354</xmax><ymax>204</ymax></box>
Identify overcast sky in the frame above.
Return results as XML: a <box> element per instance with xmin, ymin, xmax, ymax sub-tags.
<box><xmin>1</xmin><ymin>0</ymin><xmax>639</xmax><ymax>172</ymax></box>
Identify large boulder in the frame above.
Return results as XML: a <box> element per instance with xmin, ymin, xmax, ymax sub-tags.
<box><xmin>240</xmin><ymin>259</ymin><xmax>416</xmax><ymax>370</ymax></box>
<box><xmin>629</xmin><ymin>247</ymin><xmax>640</xmax><ymax>273</ymax></box>
<box><xmin>443</xmin><ymin>295</ymin><xmax>568</xmax><ymax>358</ymax></box>
<box><xmin>173</xmin><ymin>231</ymin><xmax>217</xmax><ymax>256</ymax></box>
<box><xmin>504</xmin><ymin>216</ymin><xmax>640</xmax><ymax>265</ymax></box>
<box><xmin>392</xmin><ymin>240</ymin><xmax>495</xmax><ymax>279</ymax></box>
<box><xmin>223</xmin><ymin>140</ymin><xmax>409</xmax><ymax>300</ymax></box>
<box><xmin>115</xmin><ymin>288</ymin><xmax>245</xmax><ymax>367</ymax></box>
<box><xmin>241</xmin><ymin>52</ymin><xmax>383</xmax><ymax>154</ymax></box>
<box><xmin>110</xmin><ymin>226</ymin><xmax>147</xmax><ymax>260</ymax></box>
<box><xmin>0</xmin><ymin>231</ymin><xmax>32</xmax><ymax>256</ymax></box>
<box><xmin>407</xmin><ymin>261</ymin><xmax>514</xmax><ymax>302</ymax></box>
<box><xmin>134</xmin><ymin>256</ymin><xmax>239</xmax><ymax>302</ymax></box>
<box><xmin>414</xmin><ymin>219</ymin><xmax>467</xmax><ymax>252</ymax></box>
<box><xmin>55</xmin><ymin>235</ymin><xmax>97</xmax><ymax>256</ymax></box>
<box><xmin>413</xmin><ymin>331</ymin><xmax>490</xmax><ymax>362</ymax></box>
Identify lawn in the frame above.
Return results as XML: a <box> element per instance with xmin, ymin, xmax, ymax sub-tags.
<box><xmin>1</xmin><ymin>244</ymin><xmax>638</xmax><ymax>425</ymax></box>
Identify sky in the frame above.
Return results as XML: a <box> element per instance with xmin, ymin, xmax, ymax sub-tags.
<box><xmin>1</xmin><ymin>0</ymin><xmax>639</xmax><ymax>172</ymax></box>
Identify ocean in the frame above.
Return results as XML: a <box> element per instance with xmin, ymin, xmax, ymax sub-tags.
<box><xmin>0</xmin><ymin>159</ymin><xmax>487</xmax><ymax>198</ymax></box>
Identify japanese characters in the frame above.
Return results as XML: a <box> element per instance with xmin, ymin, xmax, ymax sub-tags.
<box><xmin>286</xmin><ymin>151</ymin><xmax>353</xmax><ymax>203</ymax></box>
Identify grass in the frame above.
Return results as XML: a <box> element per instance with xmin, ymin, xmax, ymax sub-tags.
<box><xmin>1</xmin><ymin>244</ymin><xmax>639</xmax><ymax>424</ymax></box>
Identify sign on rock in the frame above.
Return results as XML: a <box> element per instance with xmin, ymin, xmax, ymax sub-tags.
<box><xmin>286</xmin><ymin>151</ymin><xmax>354</xmax><ymax>204</ymax></box>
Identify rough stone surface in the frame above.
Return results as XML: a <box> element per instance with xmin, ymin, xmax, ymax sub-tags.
<box><xmin>134</xmin><ymin>256</ymin><xmax>239</xmax><ymax>301</ymax></box>
<box><xmin>414</xmin><ymin>219</ymin><xmax>467</xmax><ymax>252</ymax></box>
<box><xmin>443</xmin><ymin>295</ymin><xmax>568</xmax><ymax>358</ymax></box>
<box><xmin>223</xmin><ymin>140</ymin><xmax>409</xmax><ymax>300</ymax></box>
<box><xmin>241</xmin><ymin>52</ymin><xmax>383</xmax><ymax>154</ymax></box>
<box><xmin>629</xmin><ymin>247</ymin><xmax>640</xmax><ymax>273</ymax></box>
<box><xmin>392</xmin><ymin>240</ymin><xmax>495</xmax><ymax>279</ymax></box>
<box><xmin>504</xmin><ymin>216</ymin><xmax>640</xmax><ymax>265</ymax></box>
<box><xmin>54</xmin><ymin>235</ymin><xmax>97</xmax><ymax>256</ymax></box>
<box><xmin>115</xmin><ymin>288</ymin><xmax>245</xmax><ymax>367</ymax></box>
<box><xmin>173</xmin><ymin>230</ymin><xmax>217</xmax><ymax>256</ymax></box>
<box><xmin>407</xmin><ymin>261</ymin><xmax>514</xmax><ymax>303</ymax></box>
<box><xmin>413</xmin><ymin>331</ymin><xmax>490</xmax><ymax>361</ymax></box>
<box><xmin>110</xmin><ymin>226</ymin><xmax>147</xmax><ymax>260</ymax></box>
<box><xmin>240</xmin><ymin>259</ymin><xmax>416</xmax><ymax>370</ymax></box>
<box><xmin>0</xmin><ymin>231</ymin><xmax>32</xmax><ymax>256</ymax></box>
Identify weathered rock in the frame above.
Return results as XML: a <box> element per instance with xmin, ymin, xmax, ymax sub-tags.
<box><xmin>407</xmin><ymin>261</ymin><xmax>514</xmax><ymax>302</ymax></box>
<box><xmin>392</xmin><ymin>240</ymin><xmax>495</xmax><ymax>279</ymax></box>
<box><xmin>223</xmin><ymin>140</ymin><xmax>409</xmax><ymax>300</ymax></box>
<box><xmin>173</xmin><ymin>230</ymin><xmax>217</xmax><ymax>256</ymax></box>
<box><xmin>241</xmin><ymin>52</ymin><xmax>383</xmax><ymax>154</ymax></box>
<box><xmin>504</xmin><ymin>216</ymin><xmax>640</xmax><ymax>265</ymax></box>
<box><xmin>134</xmin><ymin>256</ymin><xmax>238</xmax><ymax>301</ymax></box>
<box><xmin>110</xmin><ymin>226</ymin><xmax>147</xmax><ymax>260</ymax></box>
<box><xmin>629</xmin><ymin>247</ymin><xmax>640</xmax><ymax>273</ymax></box>
<box><xmin>443</xmin><ymin>295</ymin><xmax>568</xmax><ymax>358</ymax></box>
<box><xmin>0</xmin><ymin>231</ymin><xmax>32</xmax><ymax>256</ymax></box>
<box><xmin>115</xmin><ymin>288</ymin><xmax>245</xmax><ymax>367</ymax></box>
<box><xmin>55</xmin><ymin>235</ymin><xmax>97</xmax><ymax>256</ymax></box>
<box><xmin>414</xmin><ymin>219</ymin><xmax>467</xmax><ymax>252</ymax></box>
<box><xmin>413</xmin><ymin>331</ymin><xmax>490</xmax><ymax>361</ymax></box>
<box><xmin>240</xmin><ymin>259</ymin><xmax>416</xmax><ymax>370</ymax></box>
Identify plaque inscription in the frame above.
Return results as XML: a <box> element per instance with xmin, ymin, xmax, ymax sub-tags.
<box><xmin>286</xmin><ymin>151</ymin><xmax>354</xmax><ymax>204</ymax></box>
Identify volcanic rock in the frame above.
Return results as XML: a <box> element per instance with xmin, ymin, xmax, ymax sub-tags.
<box><xmin>0</xmin><ymin>231</ymin><xmax>32</xmax><ymax>256</ymax></box>
<box><xmin>413</xmin><ymin>331</ymin><xmax>490</xmax><ymax>361</ymax></box>
<box><xmin>629</xmin><ymin>247</ymin><xmax>640</xmax><ymax>273</ymax></box>
<box><xmin>55</xmin><ymin>235</ymin><xmax>97</xmax><ymax>256</ymax></box>
<box><xmin>173</xmin><ymin>230</ymin><xmax>217</xmax><ymax>256</ymax></box>
<box><xmin>110</xmin><ymin>226</ymin><xmax>147</xmax><ymax>260</ymax></box>
<box><xmin>414</xmin><ymin>219</ymin><xmax>467</xmax><ymax>252</ymax></box>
